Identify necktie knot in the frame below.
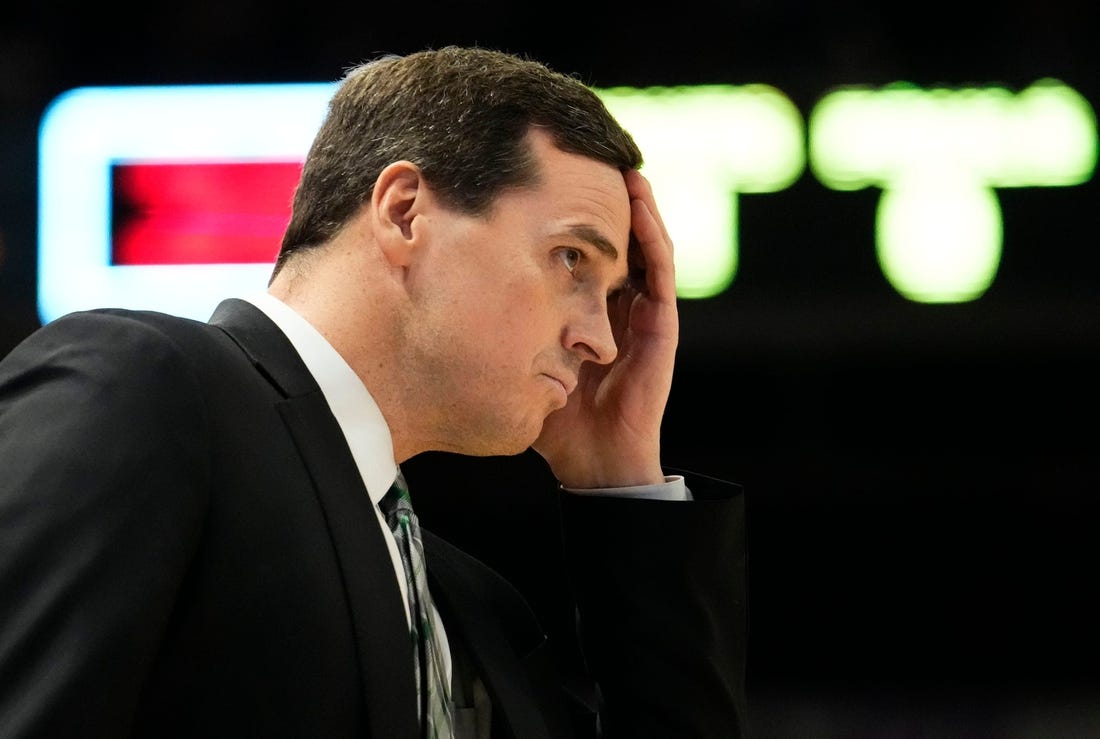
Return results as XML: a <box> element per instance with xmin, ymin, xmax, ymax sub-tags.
<box><xmin>381</xmin><ymin>471</ymin><xmax>414</xmax><ymax>528</ymax></box>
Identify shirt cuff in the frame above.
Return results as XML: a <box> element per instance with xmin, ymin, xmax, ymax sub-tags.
<box><xmin>561</xmin><ymin>474</ymin><xmax>692</xmax><ymax>501</ymax></box>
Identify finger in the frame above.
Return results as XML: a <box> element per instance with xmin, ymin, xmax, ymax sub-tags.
<box><xmin>626</xmin><ymin>175</ymin><xmax>676</xmax><ymax>304</ymax></box>
<box><xmin>625</xmin><ymin>169</ymin><xmax>673</xmax><ymax>248</ymax></box>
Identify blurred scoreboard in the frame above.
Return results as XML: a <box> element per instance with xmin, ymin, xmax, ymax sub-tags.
<box><xmin>38</xmin><ymin>80</ymin><xmax>1096</xmax><ymax>324</ymax></box>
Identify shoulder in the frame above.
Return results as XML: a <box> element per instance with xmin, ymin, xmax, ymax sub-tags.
<box><xmin>42</xmin><ymin>307</ymin><xmax>215</xmax><ymax>350</ymax></box>
<box><xmin>0</xmin><ymin>309</ymin><xmax>228</xmax><ymax>442</ymax></box>
<box><xmin>4</xmin><ymin>308</ymin><xmax>230</xmax><ymax>383</ymax></box>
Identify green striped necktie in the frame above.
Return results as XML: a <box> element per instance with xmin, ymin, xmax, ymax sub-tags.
<box><xmin>380</xmin><ymin>468</ymin><xmax>454</xmax><ymax>739</ymax></box>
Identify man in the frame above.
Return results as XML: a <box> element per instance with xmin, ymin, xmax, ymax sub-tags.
<box><xmin>0</xmin><ymin>47</ymin><xmax>746</xmax><ymax>738</ymax></box>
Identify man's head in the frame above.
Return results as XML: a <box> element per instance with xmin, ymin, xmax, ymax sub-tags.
<box><xmin>268</xmin><ymin>47</ymin><xmax>650</xmax><ymax>461</ymax></box>
<box><xmin>273</xmin><ymin>45</ymin><xmax>643</xmax><ymax>278</ymax></box>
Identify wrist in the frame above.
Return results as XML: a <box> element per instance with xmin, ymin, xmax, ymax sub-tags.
<box><xmin>555</xmin><ymin>462</ymin><xmax>666</xmax><ymax>490</ymax></box>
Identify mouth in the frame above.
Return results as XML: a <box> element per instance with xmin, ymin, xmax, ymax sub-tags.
<box><xmin>553</xmin><ymin>374</ymin><xmax>576</xmax><ymax>395</ymax></box>
<box><xmin>542</xmin><ymin>374</ymin><xmax>574</xmax><ymax>403</ymax></box>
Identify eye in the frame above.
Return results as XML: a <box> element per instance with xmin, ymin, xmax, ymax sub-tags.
<box><xmin>558</xmin><ymin>248</ymin><xmax>581</xmax><ymax>273</ymax></box>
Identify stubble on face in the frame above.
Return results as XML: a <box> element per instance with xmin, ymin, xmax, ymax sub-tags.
<box><xmin>394</xmin><ymin>234</ymin><xmax>557</xmax><ymax>458</ymax></box>
<box><xmin>393</xmin><ymin>131</ymin><xmax>629</xmax><ymax>459</ymax></box>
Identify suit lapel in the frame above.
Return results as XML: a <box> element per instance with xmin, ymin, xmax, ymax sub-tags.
<box><xmin>209</xmin><ymin>299</ymin><xmax>419</xmax><ymax>738</ymax></box>
<box><xmin>423</xmin><ymin>529</ymin><xmax>573</xmax><ymax>739</ymax></box>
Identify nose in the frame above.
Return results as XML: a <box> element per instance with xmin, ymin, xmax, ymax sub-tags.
<box><xmin>563</xmin><ymin>295</ymin><xmax>618</xmax><ymax>365</ymax></box>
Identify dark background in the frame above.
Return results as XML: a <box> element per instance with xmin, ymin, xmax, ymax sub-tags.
<box><xmin>2</xmin><ymin>2</ymin><xmax>1098</xmax><ymax>735</ymax></box>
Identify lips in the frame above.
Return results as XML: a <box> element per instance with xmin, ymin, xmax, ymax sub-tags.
<box><xmin>553</xmin><ymin>374</ymin><xmax>576</xmax><ymax>396</ymax></box>
<box><xmin>542</xmin><ymin>373</ymin><xmax>575</xmax><ymax>398</ymax></box>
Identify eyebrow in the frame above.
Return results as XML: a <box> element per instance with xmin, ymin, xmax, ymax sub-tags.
<box><xmin>565</xmin><ymin>224</ymin><xmax>631</xmax><ymax>293</ymax></box>
<box><xmin>566</xmin><ymin>224</ymin><xmax>619</xmax><ymax>262</ymax></box>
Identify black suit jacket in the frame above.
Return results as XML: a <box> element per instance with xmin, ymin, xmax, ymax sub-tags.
<box><xmin>0</xmin><ymin>299</ymin><xmax>746</xmax><ymax>738</ymax></box>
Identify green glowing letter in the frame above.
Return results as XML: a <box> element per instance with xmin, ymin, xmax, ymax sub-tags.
<box><xmin>599</xmin><ymin>85</ymin><xmax>804</xmax><ymax>298</ymax></box>
<box><xmin>810</xmin><ymin>79</ymin><xmax>1097</xmax><ymax>303</ymax></box>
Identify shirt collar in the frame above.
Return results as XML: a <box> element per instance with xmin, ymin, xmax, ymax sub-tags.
<box><xmin>242</xmin><ymin>292</ymin><xmax>398</xmax><ymax>503</ymax></box>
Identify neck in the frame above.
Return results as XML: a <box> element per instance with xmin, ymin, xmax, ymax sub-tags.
<box><xmin>268</xmin><ymin>249</ymin><xmax>427</xmax><ymax>463</ymax></box>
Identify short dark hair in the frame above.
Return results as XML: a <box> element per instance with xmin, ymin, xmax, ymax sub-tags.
<box><xmin>272</xmin><ymin>45</ymin><xmax>643</xmax><ymax>278</ymax></box>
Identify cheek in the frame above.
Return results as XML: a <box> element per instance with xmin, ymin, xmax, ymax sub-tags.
<box><xmin>430</xmin><ymin>248</ymin><xmax>560</xmax><ymax>357</ymax></box>
<box><xmin>468</xmin><ymin>294</ymin><xmax>558</xmax><ymax>383</ymax></box>
<box><xmin>467</xmin><ymin>306</ymin><xmax>539</xmax><ymax>367</ymax></box>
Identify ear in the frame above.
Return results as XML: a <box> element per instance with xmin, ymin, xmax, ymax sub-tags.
<box><xmin>371</xmin><ymin>161</ymin><xmax>424</xmax><ymax>267</ymax></box>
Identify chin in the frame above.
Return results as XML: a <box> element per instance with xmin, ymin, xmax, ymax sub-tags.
<box><xmin>492</xmin><ymin>437</ymin><xmax>537</xmax><ymax>458</ymax></box>
<box><xmin>451</xmin><ymin>410</ymin><xmax>543</xmax><ymax>457</ymax></box>
<box><xmin>458</xmin><ymin>432</ymin><xmax>535</xmax><ymax>458</ymax></box>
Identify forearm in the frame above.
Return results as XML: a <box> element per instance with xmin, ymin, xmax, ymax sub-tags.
<box><xmin>559</xmin><ymin>473</ymin><xmax>747</xmax><ymax>738</ymax></box>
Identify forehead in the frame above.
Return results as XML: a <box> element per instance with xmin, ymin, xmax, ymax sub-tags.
<box><xmin>517</xmin><ymin>130</ymin><xmax>632</xmax><ymax>254</ymax></box>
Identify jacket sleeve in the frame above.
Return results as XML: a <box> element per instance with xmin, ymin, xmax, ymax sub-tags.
<box><xmin>0</xmin><ymin>311</ymin><xmax>211</xmax><ymax>737</ymax></box>
<box><xmin>559</xmin><ymin>472</ymin><xmax>747</xmax><ymax>738</ymax></box>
